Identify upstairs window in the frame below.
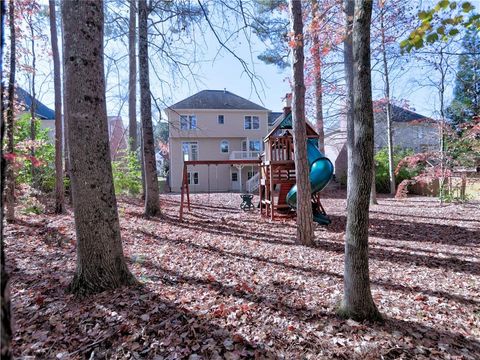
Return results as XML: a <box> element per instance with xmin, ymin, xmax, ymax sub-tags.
<box><xmin>218</xmin><ymin>115</ymin><xmax>224</xmax><ymax>124</ymax></box>
<box><xmin>180</xmin><ymin>115</ymin><xmax>197</xmax><ymax>130</ymax></box>
<box><xmin>244</xmin><ymin>115</ymin><xmax>260</xmax><ymax>130</ymax></box>
<box><xmin>220</xmin><ymin>140</ymin><xmax>229</xmax><ymax>153</ymax></box>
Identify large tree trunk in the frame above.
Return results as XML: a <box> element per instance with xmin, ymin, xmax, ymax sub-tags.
<box><xmin>49</xmin><ymin>0</ymin><xmax>64</xmax><ymax>214</ymax></box>
<box><xmin>1</xmin><ymin>2</ymin><xmax>14</xmax><ymax>357</ymax></box>
<box><xmin>343</xmin><ymin>0</ymin><xmax>354</xmax><ymax>199</ymax></box>
<box><xmin>311</xmin><ymin>0</ymin><xmax>325</xmax><ymax>153</ymax></box>
<box><xmin>339</xmin><ymin>0</ymin><xmax>381</xmax><ymax>322</ymax></box>
<box><xmin>379</xmin><ymin>6</ymin><xmax>395</xmax><ymax>195</ymax></box>
<box><xmin>5</xmin><ymin>0</ymin><xmax>16</xmax><ymax>223</ymax></box>
<box><xmin>138</xmin><ymin>0</ymin><xmax>160</xmax><ymax>216</ymax></box>
<box><xmin>62</xmin><ymin>0</ymin><xmax>136</xmax><ymax>295</ymax></box>
<box><xmin>290</xmin><ymin>0</ymin><xmax>314</xmax><ymax>246</ymax></box>
<box><xmin>128</xmin><ymin>0</ymin><xmax>137</xmax><ymax>152</ymax></box>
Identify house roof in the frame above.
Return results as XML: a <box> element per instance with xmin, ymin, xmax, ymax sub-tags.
<box><xmin>265</xmin><ymin>111</ymin><xmax>318</xmax><ymax>140</ymax></box>
<box><xmin>170</xmin><ymin>90</ymin><xmax>268</xmax><ymax>111</ymax></box>
<box><xmin>268</xmin><ymin>111</ymin><xmax>283</xmax><ymax>126</ymax></box>
<box><xmin>374</xmin><ymin>102</ymin><xmax>433</xmax><ymax>123</ymax></box>
<box><xmin>16</xmin><ymin>87</ymin><xmax>55</xmax><ymax>120</ymax></box>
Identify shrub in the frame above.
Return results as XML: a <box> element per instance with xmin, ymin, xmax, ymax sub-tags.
<box><xmin>374</xmin><ymin>147</ymin><xmax>420</xmax><ymax>193</ymax></box>
<box><xmin>112</xmin><ymin>150</ymin><xmax>142</xmax><ymax>195</ymax></box>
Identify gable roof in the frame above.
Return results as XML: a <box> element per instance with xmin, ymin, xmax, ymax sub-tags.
<box><xmin>374</xmin><ymin>102</ymin><xmax>433</xmax><ymax>123</ymax></box>
<box><xmin>265</xmin><ymin>112</ymin><xmax>318</xmax><ymax>140</ymax></box>
<box><xmin>170</xmin><ymin>90</ymin><xmax>268</xmax><ymax>111</ymax></box>
<box><xmin>268</xmin><ymin>111</ymin><xmax>283</xmax><ymax>126</ymax></box>
<box><xmin>16</xmin><ymin>87</ymin><xmax>55</xmax><ymax>120</ymax></box>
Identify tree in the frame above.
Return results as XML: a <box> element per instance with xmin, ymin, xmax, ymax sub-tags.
<box><xmin>5</xmin><ymin>0</ymin><xmax>16</xmax><ymax>223</ymax></box>
<box><xmin>446</xmin><ymin>29</ymin><xmax>480</xmax><ymax>128</ymax></box>
<box><xmin>138</xmin><ymin>0</ymin><xmax>161</xmax><ymax>217</ymax></box>
<box><xmin>1</xmin><ymin>0</ymin><xmax>14</xmax><ymax>356</ymax></box>
<box><xmin>49</xmin><ymin>0</ymin><xmax>64</xmax><ymax>214</ymax></box>
<box><xmin>128</xmin><ymin>0</ymin><xmax>137</xmax><ymax>152</ymax></box>
<box><xmin>62</xmin><ymin>0</ymin><xmax>136</xmax><ymax>295</ymax></box>
<box><xmin>290</xmin><ymin>0</ymin><xmax>314</xmax><ymax>246</ymax></box>
<box><xmin>339</xmin><ymin>0</ymin><xmax>382</xmax><ymax>322</ymax></box>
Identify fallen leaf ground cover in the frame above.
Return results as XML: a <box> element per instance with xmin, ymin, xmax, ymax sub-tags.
<box><xmin>4</xmin><ymin>191</ymin><xmax>480</xmax><ymax>359</ymax></box>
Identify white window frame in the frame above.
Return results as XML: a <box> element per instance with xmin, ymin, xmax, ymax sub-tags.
<box><xmin>244</xmin><ymin>115</ymin><xmax>260</xmax><ymax>130</ymax></box>
<box><xmin>247</xmin><ymin>170</ymin><xmax>257</xmax><ymax>180</ymax></box>
<box><xmin>180</xmin><ymin>114</ymin><xmax>197</xmax><ymax>130</ymax></box>
<box><xmin>220</xmin><ymin>139</ymin><xmax>229</xmax><ymax>153</ymax></box>
<box><xmin>182</xmin><ymin>141</ymin><xmax>199</xmax><ymax>161</ymax></box>
<box><xmin>187</xmin><ymin>171</ymin><xmax>199</xmax><ymax>185</ymax></box>
<box><xmin>231</xmin><ymin>172</ymin><xmax>238</xmax><ymax>182</ymax></box>
<box><xmin>242</xmin><ymin>139</ymin><xmax>261</xmax><ymax>152</ymax></box>
<box><xmin>218</xmin><ymin>114</ymin><xmax>225</xmax><ymax>124</ymax></box>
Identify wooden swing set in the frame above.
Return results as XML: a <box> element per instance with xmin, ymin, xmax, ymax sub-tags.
<box><xmin>179</xmin><ymin>159</ymin><xmax>261</xmax><ymax>220</ymax></box>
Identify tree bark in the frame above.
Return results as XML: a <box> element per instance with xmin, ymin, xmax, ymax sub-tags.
<box><xmin>62</xmin><ymin>0</ymin><xmax>136</xmax><ymax>295</ymax></box>
<box><xmin>128</xmin><ymin>0</ymin><xmax>137</xmax><ymax>152</ymax></box>
<box><xmin>311</xmin><ymin>0</ymin><xmax>325</xmax><ymax>153</ymax></box>
<box><xmin>1</xmin><ymin>1</ymin><xmax>14</xmax><ymax>357</ymax></box>
<box><xmin>379</xmin><ymin>5</ymin><xmax>395</xmax><ymax>195</ymax></box>
<box><xmin>139</xmin><ymin>0</ymin><xmax>160</xmax><ymax>216</ymax></box>
<box><xmin>28</xmin><ymin>15</ymin><xmax>37</xmax><ymax>187</ymax></box>
<box><xmin>370</xmin><ymin>165</ymin><xmax>378</xmax><ymax>205</ymax></box>
<box><xmin>49</xmin><ymin>0</ymin><xmax>64</xmax><ymax>214</ymax></box>
<box><xmin>5</xmin><ymin>0</ymin><xmax>15</xmax><ymax>223</ymax></box>
<box><xmin>290</xmin><ymin>0</ymin><xmax>314</xmax><ymax>246</ymax></box>
<box><xmin>339</xmin><ymin>0</ymin><xmax>381</xmax><ymax>322</ymax></box>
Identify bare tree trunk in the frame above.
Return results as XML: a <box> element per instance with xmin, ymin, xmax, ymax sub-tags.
<box><xmin>5</xmin><ymin>0</ymin><xmax>16</xmax><ymax>223</ymax></box>
<box><xmin>290</xmin><ymin>0</ymin><xmax>314</xmax><ymax>246</ymax></box>
<box><xmin>139</xmin><ymin>0</ymin><xmax>160</xmax><ymax>216</ymax></box>
<box><xmin>311</xmin><ymin>0</ymin><xmax>325</xmax><ymax>153</ymax></box>
<box><xmin>49</xmin><ymin>0</ymin><xmax>64</xmax><ymax>214</ymax></box>
<box><xmin>62</xmin><ymin>0</ymin><xmax>136</xmax><ymax>295</ymax></box>
<box><xmin>28</xmin><ymin>16</ymin><xmax>37</xmax><ymax>187</ymax></box>
<box><xmin>370</xmin><ymin>165</ymin><xmax>377</xmax><ymax>205</ymax></box>
<box><xmin>439</xmin><ymin>49</ymin><xmax>446</xmax><ymax>205</ymax></box>
<box><xmin>128</xmin><ymin>0</ymin><xmax>137</xmax><ymax>152</ymax></box>
<box><xmin>344</xmin><ymin>0</ymin><xmax>355</xmax><ymax>200</ymax></box>
<box><xmin>379</xmin><ymin>6</ymin><xmax>395</xmax><ymax>195</ymax></box>
<box><xmin>1</xmin><ymin>1</ymin><xmax>14</xmax><ymax>357</ymax></box>
<box><xmin>339</xmin><ymin>0</ymin><xmax>381</xmax><ymax>322</ymax></box>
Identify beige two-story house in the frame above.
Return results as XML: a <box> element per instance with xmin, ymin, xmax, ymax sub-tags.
<box><xmin>167</xmin><ymin>90</ymin><xmax>279</xmax><ymax>193</ymax></box>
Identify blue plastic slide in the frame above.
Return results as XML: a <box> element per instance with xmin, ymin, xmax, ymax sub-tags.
<box><xmin>286</xmin><ymin>140</ymin><xmax>334</xmax><ymax>225</ymax></box>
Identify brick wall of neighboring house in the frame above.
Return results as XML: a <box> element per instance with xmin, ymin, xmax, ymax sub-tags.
<box><xmin>108</xmin><ymin>116</ymin><xmax>128</xmax><ymax>161</ymax></box>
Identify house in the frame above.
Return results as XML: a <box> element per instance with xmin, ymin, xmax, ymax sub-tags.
<box><xmin>166</xmin><ymin>89</ymin><xmax>277</xmax><ymax>192</ymax></box>
<box><xmin>325</xmin><ymin>102</ymin><xmax>440</xmax><ymax>179</ymax></box>
<box><xmin>15</xmin><ymin>87</ymin><xmax>128</xmax><ymax>160</ymax></box>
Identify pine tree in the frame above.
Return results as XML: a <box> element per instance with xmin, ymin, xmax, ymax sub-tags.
<box><xmin>446</xmin><ymin>29</ymin><xmax>480</xmax><ymax>129</ymax></box>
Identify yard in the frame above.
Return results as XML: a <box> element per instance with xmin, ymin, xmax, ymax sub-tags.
<box><xmin>5</xmin><ymin>191</ymin><xmax>480</xmax><ymax>359</ymax></box>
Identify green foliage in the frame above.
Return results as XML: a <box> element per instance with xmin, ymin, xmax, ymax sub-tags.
<box><xmin>374</xmin><ymin>148</ymin><xmax>420</xmax><ymax>193</ymax></box>
<box><xmin>446</xmin><ymin>29</ymin><xmax>480</xmax><ymax>128</ymax></box>
<box><xmin>401</xmin><ymin>1</ymin><xmax>480</xmax><ymax>51</ymax></box>
<box><xmin>13</xmin><ymin>114</ymin><xmax>56</xmax><ymax>192</ymax></box>
<box><xmin>112</xmin><ymin>149</ymin><xmax>142</xmax><ymax>196</ymax></box>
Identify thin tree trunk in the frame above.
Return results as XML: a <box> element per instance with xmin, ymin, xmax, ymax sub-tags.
<box><xmin>290</xmin><ymin>0</ymin><xmax>314</xmax><ymax>246</ymax></box>
<box><xmin>339</xmin><ymin>0</ymin><xmax>381</xmax><ymax>322</ymax></box>
<box><xmin>5</xmin><ymin>0</ymin><xmax>16</xmax><ymax>223</ymax></box>
<box><xmin>344</xmin><ymin>0</ymin><xmax>355</xmax><ymax>200</ymax></box>
<box><xmin>62</xmin><ymin>0</ymin><xmax>136</xmax><ymax>295</ymax></box>
<box><xmin>29</xmin><ymin>17</ymin><xmax>37</xmax><ymax>187</ymax></box>
<box><xmin>128</xmin><ymin>0</ymin><xmax>137</xmax><ymax>152</ymax></box>
<box><xmin>370</xmin><ymin>165</ymin><xmax>377</xmax><ymax>205</ymax></box>
<box><xmin>60</xmin><ymin>8</ymin><xmax>71</xmax><ymax>204</ymax></box>
<box><xmin>311</xmin><ymin>0</ymin><xmax>325</xmax><ymax>153</ymax></box>
<box><xmin>1</xmin><ymin>1</ymin><xmax>13</xmax><ymax>357</ymax></box>
<box><xmin>379</xmin><ymin>5</ymin><xmax>395</xmax><ymax>195</ymax></box>
<box><xmin>139</xmin><ymin>0</ymin><xmax>160</xmax><ymax>216</ymax></box>
<box><xmin>49</xmin><ymin>0</ymin><xmax>64</xmax><ymax>214</ymax></box>
<box><xmin>439</xmin><ymin>49</ymin><xmax>446</xmax><ymax>205</ymax></box>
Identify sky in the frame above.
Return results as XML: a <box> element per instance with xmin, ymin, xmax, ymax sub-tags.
<box><xmin>17</xmin><ymin>0</ymin><xmax>460</xmax><ymax>132</ymax></box>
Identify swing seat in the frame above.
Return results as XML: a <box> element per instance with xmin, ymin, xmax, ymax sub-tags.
<box><xmin>240</xmin><ymin>194</ymin><xmax>255</xmax><ymax>211</ymax></box>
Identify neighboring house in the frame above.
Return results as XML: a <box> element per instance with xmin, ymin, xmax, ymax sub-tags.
<box><xmin>166</xmin><ymin>89</ymin><xmax>277</xmax><ymax>192</ymax></box>
<box><xmin>16</xmin><ymin>87</ymin><xmax>127</xmax><ymax>160</ymax></box>
<box><xmin>325</xmin><ymin>102</ymin><xmax>440</xmax><ymax>179</ymax></box>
